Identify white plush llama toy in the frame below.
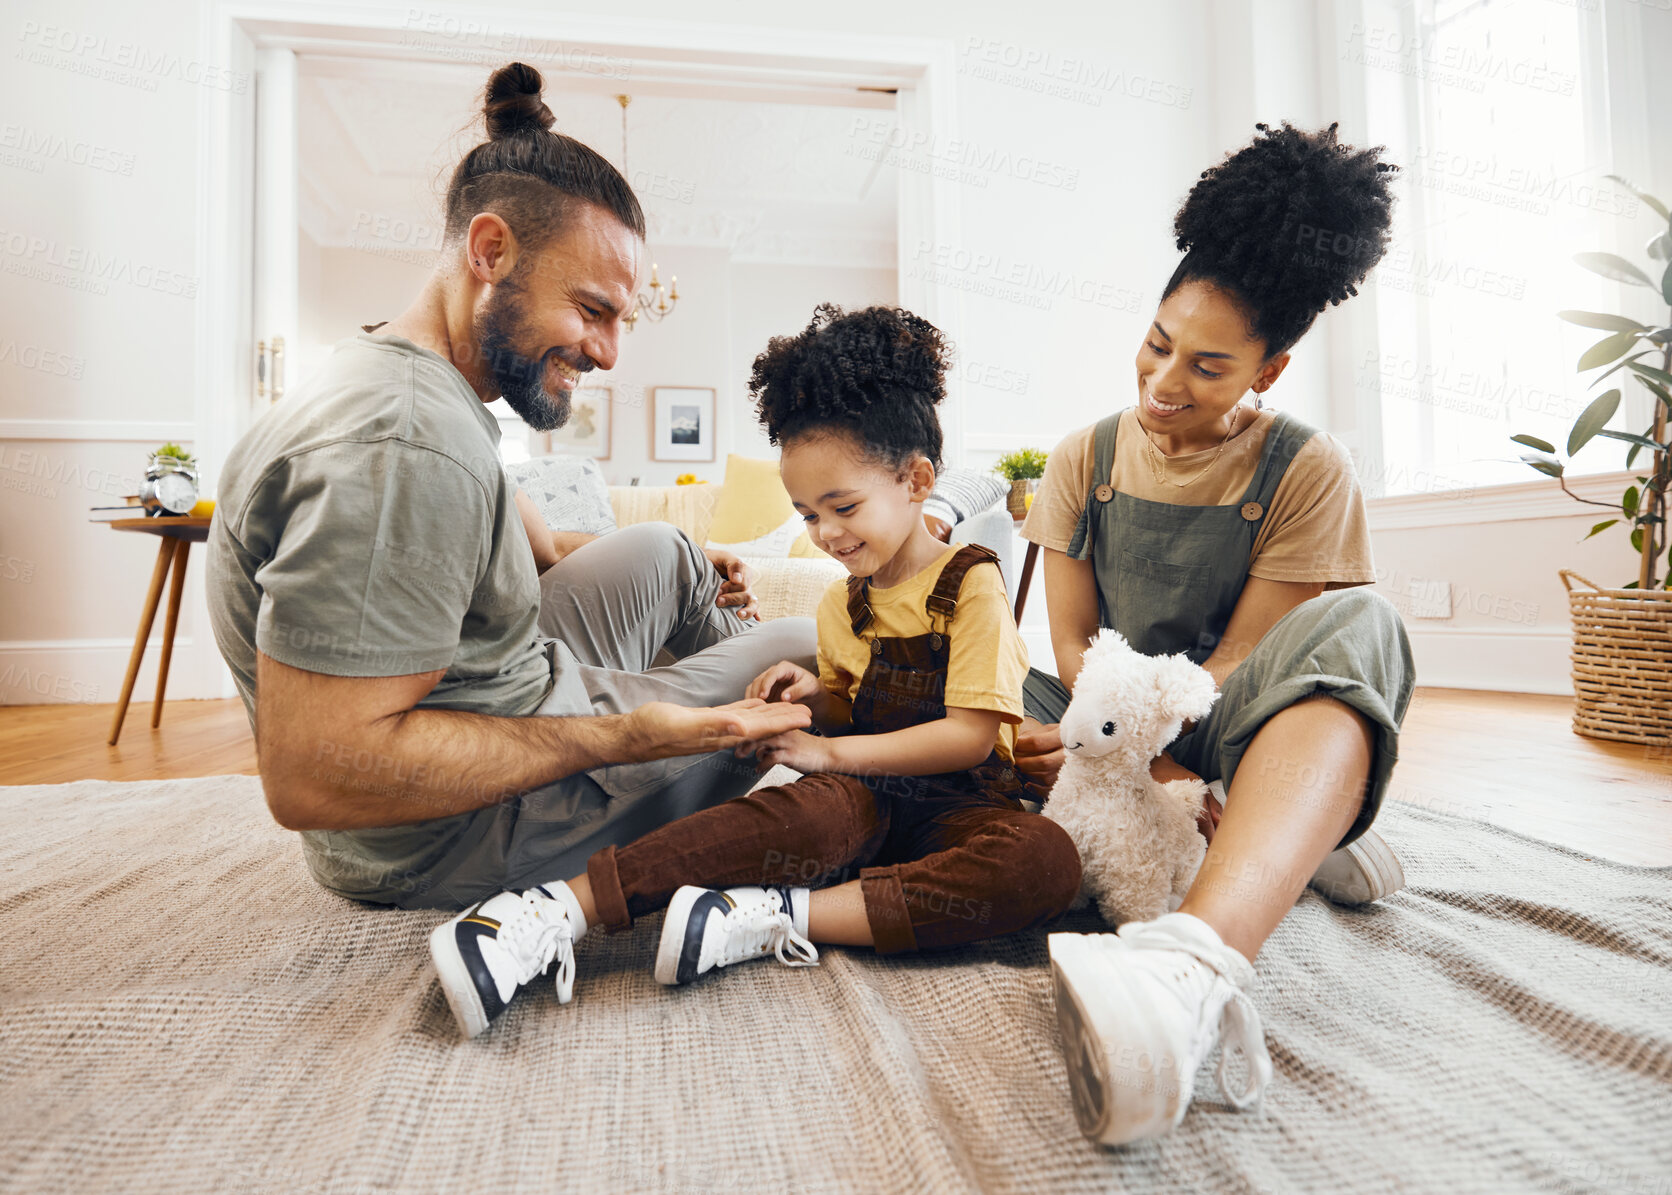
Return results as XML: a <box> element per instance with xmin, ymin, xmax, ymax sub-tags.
<box><xmin>1046</xmin><ymin>629</ymin><xmax>1221</xmax><ymax>926</ymax></box>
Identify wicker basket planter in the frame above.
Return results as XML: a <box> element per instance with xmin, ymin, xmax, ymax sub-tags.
<box><xmin>1005</xmin><ymin>479</ymin><xmax>1036</xmax><ymax>519</ymax></box>
<box><xmin>1562</xmin><ymin>570</ymin><xmax>1672</xmax><ymax>746</ymax></box>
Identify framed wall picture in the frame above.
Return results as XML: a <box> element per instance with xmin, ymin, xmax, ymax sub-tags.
<box><xmin>651</xmin><ymin>386</ymin><xmax>716</xmax><ymax>462</ymax></box>
<box><xmin>542</xmin><ymin>386</ymin><xmax>612</xmax><ymax>460</ymax></box>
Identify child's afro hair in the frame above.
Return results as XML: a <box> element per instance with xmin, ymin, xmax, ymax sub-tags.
<box><xmin>750</xmin><ymin>303</ymin><xmax>949</xmax><ymax>471</ymax></box>
<box><xmin>1167</xmin><ymin>121</ymin><xmax>1398</xmax><ymax>356</ymax></box>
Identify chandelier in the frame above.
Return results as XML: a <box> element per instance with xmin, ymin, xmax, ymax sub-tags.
<box><xmin>618</xmin><ymin>94</ymin><xmax>679</xmax><ymax>332</ymax></box>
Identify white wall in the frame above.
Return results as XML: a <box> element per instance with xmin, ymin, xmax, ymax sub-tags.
<box><xmin>1</xmin><ymin>0</ymin><xmax>209</xmax><ymax>706</ymax></box>
<box><xmin>291</xmin><ymin>239</ymin><xmax>894</xmax><ymax>488</ymax></box>
<box><xmin>724</xmin><ymin>262</ymin><xmax>896</xmax><ymax>465</ymax></box>
<box><xmin>4</xmin><ymin>0</ymin><xmax>1666</xmax><ymax>704</ymax></box>
<box><xmin>1367</xmin><ymin>498</ymin><xmax>1631</xmax><ymax>697</ymax></box>
<box><xmin>296</xmin><ymin>232</ymin><xmax>435</xmax><ymax>386</ymax></box>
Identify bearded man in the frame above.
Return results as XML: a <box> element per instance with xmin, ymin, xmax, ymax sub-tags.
<box><xmin>206</xmin><ymin>62</ymin><xmax>814</xmax><ymax>911</ymax></box>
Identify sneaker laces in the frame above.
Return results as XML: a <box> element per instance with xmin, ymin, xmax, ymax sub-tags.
<box><xmin>724</xmin><ymin>894</ymin><xmax>819</xmax><ymax>969</ymax></box>
<box><xmin>497</xmin><ymin>890</ymin><xmax>577</xmax><ymax>1003</ymax></box>
<box><xmin>1116</xmin><ymin>920</ymin><xmax>1272</xmax><ymax>1113</ymax></box>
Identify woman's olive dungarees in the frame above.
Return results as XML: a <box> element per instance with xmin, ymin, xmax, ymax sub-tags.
<box><xmin>1022</xmin><ymin>409</ymin><xmax>1415</xmax><ymax>846</ymax></box>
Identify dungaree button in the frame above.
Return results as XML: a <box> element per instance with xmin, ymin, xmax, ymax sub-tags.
<box><xmin>1094</xmin><ymin>484</ymin><xmax>1114</xmax><ymax>503</ymax></box>
<box><xmin>871</xmin><ymin>640</ymin><xmax>883</xmax><ymax>656</ymax></box>
<box><xmin>1240</xmin><ymin>501</ymin><xmax>1264</xmax><ymax>521</ymax></box>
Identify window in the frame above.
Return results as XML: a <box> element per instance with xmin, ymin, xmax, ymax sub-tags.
<box><xmin>485</xmin><ymin>398</ymin><xmax>536</xmax><ymax>465</ymax></box>
<box><xmin>1351</xmin><ymin>0</ymin><xmax>1653</xmax><ymax>496</ymax></box>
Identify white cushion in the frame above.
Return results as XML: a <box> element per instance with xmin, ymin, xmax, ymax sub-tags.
<box><xmin>507</xmin><ymin>457</ymin><xmax>617</xmax><ymax>536</ymax></box>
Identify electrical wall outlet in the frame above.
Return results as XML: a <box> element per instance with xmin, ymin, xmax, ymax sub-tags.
<box><xmin>1407</xmin><ymin>578</ymin><xmax>1453</xmax><ymax>620</ymax></box>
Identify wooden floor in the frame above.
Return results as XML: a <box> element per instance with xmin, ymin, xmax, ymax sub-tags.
<box><xmin>1</xmin><ymin>689</ymin><xmax>1668</xmax><ymax>866</ymax></box>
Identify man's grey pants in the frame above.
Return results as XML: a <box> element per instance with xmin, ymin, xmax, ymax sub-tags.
<box><xmin>393</xmin><ymin>522</ymin><xmax>815</xmax><ymax>909</ymax></box>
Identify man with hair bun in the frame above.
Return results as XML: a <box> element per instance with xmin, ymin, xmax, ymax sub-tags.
<box><xmin>207</xmin><ymin>63</ymin><xmax>816</xmax><ymax>916</ymax></box>
<box><xmin>1019</xmin><ymin>123</ymin><xmax>1416</xmax><ymax>1145</ymax></box>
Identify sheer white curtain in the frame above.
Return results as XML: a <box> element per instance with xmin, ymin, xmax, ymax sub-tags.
<box><xmin>1349</xmin><ymin>0</ymin><xmax>1657</xmax><ymax>496</ymax></box>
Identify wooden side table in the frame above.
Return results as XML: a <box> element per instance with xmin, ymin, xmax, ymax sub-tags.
<box><xmin>102</xmin><ymin>516</ymin><xmax>212</xmax><ymax>745</ymax></box>
<box><xmin>1013</xmin><ymin>516</ymin><xmax>1041</xmax><ymax>622</ymax></box>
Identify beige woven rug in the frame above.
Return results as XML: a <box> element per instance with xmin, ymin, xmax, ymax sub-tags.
<box><xmin>1</xmin><ymin>775</ymin><xmax>1667</xmax><ymax>1194</ymax></box>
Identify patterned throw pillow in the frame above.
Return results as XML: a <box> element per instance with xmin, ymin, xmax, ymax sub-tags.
<box><xmin>922</xmin><ymin>468</ymin><xmax>1008</xmax><ymax>527</ymax></box>
<box><xmin>505</xmin><ymin>456</ymin><xmax>618</xmax><ymax>536</ymax></box>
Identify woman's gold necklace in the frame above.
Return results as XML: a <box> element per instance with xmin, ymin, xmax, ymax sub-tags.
<box><xmin>1143</xmin><ymin>403</ymin><xmax>1246</xmax><ymax>489</ymax></box>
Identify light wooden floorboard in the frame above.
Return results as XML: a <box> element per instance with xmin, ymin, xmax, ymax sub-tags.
<box><xmin>2</xmin><ymin>689</ymin><xmax>1668</xmax><ymax>866</ymax></box>
<box><xmin>0</xmin><ymin>698</ymin><xmax>258</xmax><ymax>785</ymax></box>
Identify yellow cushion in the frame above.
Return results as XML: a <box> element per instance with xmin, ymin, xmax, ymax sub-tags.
<box><xmin>704</xmin><ymin>454</ymin><xmax>820</xmax><ymax>557</ymax></box>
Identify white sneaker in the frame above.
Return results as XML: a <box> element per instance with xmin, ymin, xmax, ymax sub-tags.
<box><xmin>1309</xmin><ymin>829</ymin><xmax>1405</xmax><ymax>905</ymax></box>
<box><xmin>654</xmin><ymin>885</ymin><xmax>818</xmax><ymax>986</ymax></box>
<box><xmin>429</xmin><ymin>881</ymin><xmax>587</xmax><ymax>1039</ymax></box>
<box><xmin>1049</xmin><ymin>913</ymin><xmax>1272</xmax><ymax>1145</ymax></box>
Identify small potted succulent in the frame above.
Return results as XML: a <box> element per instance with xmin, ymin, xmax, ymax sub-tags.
<box><xmin>994</xmin><ymin>447</ymin><xmax>1049</xmax><ymax>518</ymax></box>
<box><xmin>1510</xmin><ymin>175</ymin><xmax>1671</xmax><ymax>745</ymax></box>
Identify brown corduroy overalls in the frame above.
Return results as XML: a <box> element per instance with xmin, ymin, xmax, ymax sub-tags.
<box><xmin>585</xmin><ymin>546</ymin><xmax>1083</xmax><ymax>953</ymax></box>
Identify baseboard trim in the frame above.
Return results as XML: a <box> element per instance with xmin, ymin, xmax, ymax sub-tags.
<box><xmin>0</xmin><ymin>637</ymin><xmax>193</xmax><ymax>651</ymax></box>
<box><xmin>1403</xmin><ymin>624</ymin><xmax>1572</xmax><ymax>696</ymax></box>
<box><xmin>0</xmin><ymin>637</ymin><xmax>215</xmax><ymax>705</ymax></box>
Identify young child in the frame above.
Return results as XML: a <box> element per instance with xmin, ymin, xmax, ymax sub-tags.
<box><xmin>429</xmin><ymin>304</ymin><xmax>1082</xmax><ymax>1038</ymax></box>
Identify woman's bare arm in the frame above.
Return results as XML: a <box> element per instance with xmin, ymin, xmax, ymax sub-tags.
<box><xmin>1042</xmin><ymin>547</ymin><xmax>1100</xmax><ymax>693</ymax></box>
<box><xmin>1200</xmin><ymin>575</ymin><xmax>1324</xmax><ymax>689</ymax></box>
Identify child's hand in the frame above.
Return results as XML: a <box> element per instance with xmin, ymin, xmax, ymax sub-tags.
<box><xmin>747</xmin><ymin>729</ymin><xmax>837</xmax><ymax>775</ymax></box>
<box><xmin>746</xmin><ymin>660</ymin><xmax>821</xmax><ymax>705</ymax></box>
<box><xmin>1014</xmin><ymin>719</ymin><xmax>1065</xmax><ymax>798</ymax></box>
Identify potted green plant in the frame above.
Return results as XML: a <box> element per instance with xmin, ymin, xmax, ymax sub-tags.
<box><xmin>1510</xmin><ymin>175</ymin><xmax>1671</xmax><ymax>745</ymax></box>
<box><xmin>149</xmin><ymin>442</ymin><xmax>196</xmax><ymax>473</ymax></box>
<box><xmin>994</xmin><ymin>447</ymin><xmax>1049</xmax><ymax>518</ymax></box>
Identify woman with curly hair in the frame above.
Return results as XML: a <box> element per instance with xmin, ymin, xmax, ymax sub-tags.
<box><xmin>1021</xmin><ymin>124</ymin><xmax>1416</xmax><ymax>1144</ymax></box>
<box><xmin>429</xmin><ymin>304</ymin><xmax>1083</xmax><ymax>1039</ymax></box>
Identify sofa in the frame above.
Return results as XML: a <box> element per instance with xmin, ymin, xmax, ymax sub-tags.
<box><xmin>606</xmin><ymin>481</ymin><xmax>1017</xmax><ymax>621</ymax></box>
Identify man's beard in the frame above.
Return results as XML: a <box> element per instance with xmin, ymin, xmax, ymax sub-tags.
<box><xmin>474</xmin><ymin>279</ymin><xmax>575</xmax><ymax>433</ymax></box>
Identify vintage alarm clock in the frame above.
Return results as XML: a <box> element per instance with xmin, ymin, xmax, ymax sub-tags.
<box><xmin>140</xmin><ymin>455</ymin><xmax>199</xmax><ymax>516</ymax></box>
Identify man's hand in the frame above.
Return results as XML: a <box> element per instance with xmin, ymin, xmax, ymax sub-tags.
<box><xmin>741</xmin><ymin>728</ymin><xmax>835</xmax><ymax>775</ymax></box>
<box><xmin>703</xmin><ymin>547</ymin><xmax>760</xmax><ymax>621</ymax></box>
<box><xmin>1015</xmin><ymin>718</ymin><xmax>1065</xmax><ymax>798</ymax></box>
<box><xmin>747</xmin><ymin>660</ymin><xmax>821</xmax><ymax>705</ymax></box>
<box><xmin>627</xmin><ymin>698</ymin><xmax>811</xmax><ymax>761</ymax></box>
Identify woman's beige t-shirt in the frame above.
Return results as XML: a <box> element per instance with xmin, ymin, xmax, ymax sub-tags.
<box><xmin>1021</xmin><ymin>407</ymin><xmax>1376</xmax><ymax>586</ymax></box>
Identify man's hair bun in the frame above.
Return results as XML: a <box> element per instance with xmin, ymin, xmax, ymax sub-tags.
<box><xmin>443</xmin><ymin>62</ymin><xmax>644</xmax><ymax>248</ymax></box>
<box><xmin>483</xmin><ymin>62</ymin><xmax>555</xmax><ymax>140</ymax></box>
<box><xmin>1168</xmin><ymin>122</ymin><xmax>1398</xmax><ymax>356</ymax></box>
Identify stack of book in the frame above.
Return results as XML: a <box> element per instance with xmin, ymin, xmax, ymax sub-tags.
<box><xmin>87</xmin><ymin>496</ymin><xmax>145</xmax><ymax>522</ymax></box>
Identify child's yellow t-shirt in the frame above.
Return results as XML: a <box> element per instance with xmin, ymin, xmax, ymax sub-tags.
<box><xmin>814</xmin><ymin>545</ymin><xmax>1030</xmax><ymax>763</ymax></box>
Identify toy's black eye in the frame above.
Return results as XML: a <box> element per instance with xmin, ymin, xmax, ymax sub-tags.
<box><xmin>1101</xmin><ymin>721</ymin><xmax>1116</xmax><ymax>736</ymax></box>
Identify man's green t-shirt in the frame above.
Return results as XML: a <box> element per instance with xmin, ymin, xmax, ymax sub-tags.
<box><xmin>206</xmin><ymin>331</ymin><xmax>555</xmax><ymax>896</ymax></box>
